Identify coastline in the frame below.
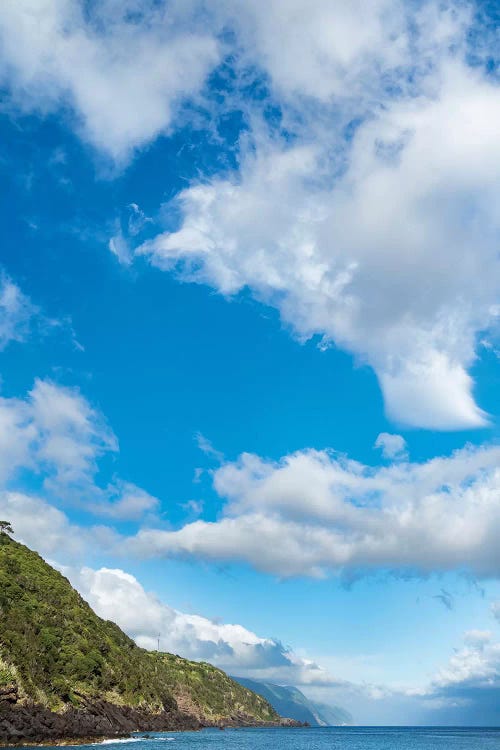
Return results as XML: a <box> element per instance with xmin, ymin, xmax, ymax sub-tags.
<box><xmin>0</xmin><ymin>724</ymin><xmax>307</xmax><ymax>747</ymax></box>
<box><xmin>0</xmin><ymin>539</ymin><xmax>295</xmax><ymax>749</ymax></box>
<box><xmin>0</xmin><ymin>697</ymin><xmax>306</xmax><ymax>747</ymax></box>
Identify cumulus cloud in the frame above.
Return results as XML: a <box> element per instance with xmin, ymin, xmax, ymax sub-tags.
<box><xmin>416</xmin><ymin>630</ymin><xmax>500</xmax><ymax>722</ymax></box>
<box><xmin>0</xmin><ymin>378</ymin><xmax>157</xmax><ymax>520</ymax></box>
<box><xmin>0</xmin><ymin>273</ymin><xmax>158</xmax><ymax>524</ymax></box>
<box><xmin>67</xmin><ymin>565</ymin><xmax>329</xmax><ymax>684</ymax></box>
<box><xmin>231</xmin><ymin>0</ymin><xmax>475</xmax><ymax>112</ymax></box>
<box><xmin>28</xmin><ymin>378</ymin><xmax>117</xmax><ymax>487</ymax></box>
<box><xmin>57</xmin><ymin>563</ymin><xmax>500</xmax><ymax>722</ymax></box>
<box><xmin>86</xmin><ymin>481</ymin><xmax>160</xmax><ymax>521</ymax></box>
<box><xmin>129</xmin><ymin>443</ymin><xmax>500</xmax><ymax>579</ymax></box>
<box><xmin>0</xmin><ymin>0</ymin><xmax>419</xmax><ymax>164</ymax></box>
<box><xmin>0</xmin><ymin>0</ymin><xmax>220</xmax><ymax>161</ymax></box>
<box><xmin>305</xmin><ymin>627</ymin><xmax>500</xmax><ymax>725</ymax></box>
<box><xmin>374</xmin><ymin>433</ymin><xmax>408</xmax><ymax>461</ymax></box>
<box><xmin>3</xmin><ymin>1</ymin><xmax>499</xmax><ymax>428</ymax></box>
<box><xmin>0</xmin><ymin>492</ymin><xmax>82</xmax><ymax>556</ymax></box>
<box><xmin>140</xmin><ymin>65</ymin><xmax>500</xmax><ymax>429</ymax></box>
<box><xmin>0</xmin><ymin>491</ymin><xmax>114</xmax><ymax>560</ymax></box>
<box><xmin>137</xmin><ymin>1</ymin><xmax>500</xmax><ymax>430</ymax></box>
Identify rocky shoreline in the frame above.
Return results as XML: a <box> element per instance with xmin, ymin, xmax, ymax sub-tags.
<box><xmin>0</xmin><ymin>686</ymin><xmax>306</xmax><ymax>746</ymax></box>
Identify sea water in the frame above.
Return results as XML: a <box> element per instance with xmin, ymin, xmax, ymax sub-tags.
<box><xmin>19</xmin><ymin>726</ymin><xmax>500</xmax><ymax>750</ymax></box>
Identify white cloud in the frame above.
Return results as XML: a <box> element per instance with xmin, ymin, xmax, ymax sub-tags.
<box><xmin>0</xmin><ymin>491</ymin><xmax>117</xmax><ymax>560</ymax></box>
<box><xmin>137</xmin><ymin>2</ymin><xmax>500</xmax><ymax>430</ymax></box>
<box><xmin>140</xmin><ymin>64</ymin><xmax>500</xmax><ymax>430</ymax></box>
<box><xmin>0</xmin><ymin>0</ymin><xmax>421</xmax><ymax>165</ymax></box>
<box><xmin>68</xmin><ymin>565</ymin><xmax>330</xmax><ymax>684</ymax></box>
<box><xmin>0</xmin><ymin>491</ymin><xmax>78</xmax><ymax>553</ymax></box>
<box><xmin>29</xmin><ymin>378</ymin><xmax>117</xmax><ymax>488</ymax></box>
<box><xmin>463</xmin><ymin>630</ymin><xmax>493</xmax><ymax>648</ymax></box>
<box><xmin>2</xmin><ymin>1</ymin><xmax>498</xmax><ymax>428</ymax></box>
<box><xmin>87</xmin><ymin>481</ymin><xmax>160</xmax><ymax>521</ymax></box>
<box><xmin>129</xmin><ymin>443</ymin><xmax>500</xmax><ymax>579</ymax></box>
<box><xmin>0</xmin><ymin>273</ymin><xmax>86</xmax><ymax>353</ymax></box>
<box><xmin>0</xmin><ymin>394</ymin><xmax>37</xmax><ymax>484</ymax></box>
<box><xmin>0</xmin><ymin>378</ymin><xmax>158</xmax><ymax>521</ymax></box>
<box><xmin>195</xmin><ymin>432</ymin><xmax>224</xmax><ymax>462</ymax></box>
<box><xmin>68</xmin><ymin>563</ymin><xmax>500</xmax><ymax>722</ymax></box>
<box><xmin>305</xmin><ymin>626</ymin><xmax>500</xmax><ymax>724</ymax></box>
<box><xmin>109</xmin><ymin>203</ymin><xmax>153</xmax><ymax>266</ymax></box>
<box><xmin>126</xmin><ymin>203</ymin><xmax>153</xmax><ymax>237</ymax></box>
<box><xmin>374</xmin><ymin>433</ymin><xmax>408</xmax><ymax>461</ymax></box>
<box><xmin>0</xmin><ymin>275</ymin><xmax>159</xmax><ymax>523</ymax></box>
<box><xmin>109</xmin><ymin>233</ymin><xmax>133</xmax><ymax>267</ymax></box>
<box><xmin>182</xmin><ymin>499</ymin><xmax>204</xmax><ymax>516</ymax></box>
<box><xmin>226</xmin><ymin>0</ymin><xmax>430</xmax><ymax>102</ymax></box>
<box><xmin>0</xmin><ymin>0</ymin><xmax>220</xmax><ymax>162</ymax></box>
<box><xmin>427</xmin><ymin>631</ymin><xmax>500</xmax><ymax>694</ymax></box>
<box><xmin>0</xmin><ymin>274</ymin><xmax>38</xmax><ymax>350</ymax></box>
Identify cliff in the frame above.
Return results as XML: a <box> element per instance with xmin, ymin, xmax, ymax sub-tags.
<box><xmin>233</xmin><ymin>677</ymin><xmax>352</xmax><ymax>726</ymax></box>
<box><xmin>0</xmin><ymin>534</ymin><xmax>292</xmax><ymax>745</ymax></box>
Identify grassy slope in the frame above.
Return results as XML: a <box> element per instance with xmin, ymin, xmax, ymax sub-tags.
<box><xmin>0</xmin><ymin>535</ymin><xmax>278</xmax><ymax>723</ymax></box>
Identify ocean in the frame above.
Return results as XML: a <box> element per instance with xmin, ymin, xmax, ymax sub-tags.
<box><xmin>20</xmin><ymin>727</ymin><xmax>500</xmax><ymax>750</ymax></box>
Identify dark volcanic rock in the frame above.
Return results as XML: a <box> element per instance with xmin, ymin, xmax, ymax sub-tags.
<box><xmin>0</xmin><ymin>694</ymin><xmax>306</xmax><ymax>745</ymax></box>
<box><xmin>0</xmin><ymin>685</ymin><xmax>18</xmax><ymax>706</ymax></box>
<box><xmin>279</xmin><ymin>717</ymin><xmax>309</xmax><ymax>727</ymax></box>
<box><xmin>0</xmin><ymin>698</ymin><xmax>201</xmax><ymax>746</ymax></box>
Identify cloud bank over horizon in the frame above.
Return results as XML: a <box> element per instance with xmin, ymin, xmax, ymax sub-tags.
<box><xmin>57</xmin><ymin>563</ymin><xmax>500</xmax><ymax>726</ymax></box>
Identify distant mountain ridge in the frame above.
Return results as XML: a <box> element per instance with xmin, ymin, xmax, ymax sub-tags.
<box><xmin>232</xmin><ymin>677</ymin><xmax>352</xmax><ymax>726</ymax></box>
<box><xmin>0</xmin><ymin>534</ymin><xmax>302</xmax><ymax>745</ymax></box>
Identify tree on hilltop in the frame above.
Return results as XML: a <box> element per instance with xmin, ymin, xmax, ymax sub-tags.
<box><xmin>0</xmin><ymin>521</ymin><xmax>13</xmax><ymax>536</ymax></box>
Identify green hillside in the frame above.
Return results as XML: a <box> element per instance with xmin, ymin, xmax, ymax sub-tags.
<box><xmin>0</xmin><ymin>533</ymin><xmax>280</xmax><ymax>740</ymax></box>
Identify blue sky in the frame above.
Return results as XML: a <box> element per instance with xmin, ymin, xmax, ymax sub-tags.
<box><xmin>1</xmin><ymin>0</ymin><xmax>500</xmax><ymax>726</ymax></box>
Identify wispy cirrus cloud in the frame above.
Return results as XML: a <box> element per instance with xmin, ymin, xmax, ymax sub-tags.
<box><xmin>0</xmin><ymin>274</ymin><xmax>38</xmax><ymax>350</ymax></box>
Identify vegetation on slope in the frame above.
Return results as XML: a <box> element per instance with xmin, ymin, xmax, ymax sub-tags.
<box><xmin>0</xmin><ymin>533</ymin><xmax>278</xmax><ymax>724</ymax></box>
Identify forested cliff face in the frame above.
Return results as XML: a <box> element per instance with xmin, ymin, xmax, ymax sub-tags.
<box><xmin>0</xmin><ymin>534</ymin><xmax>285</xmax><ymax>744</ymax></box>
